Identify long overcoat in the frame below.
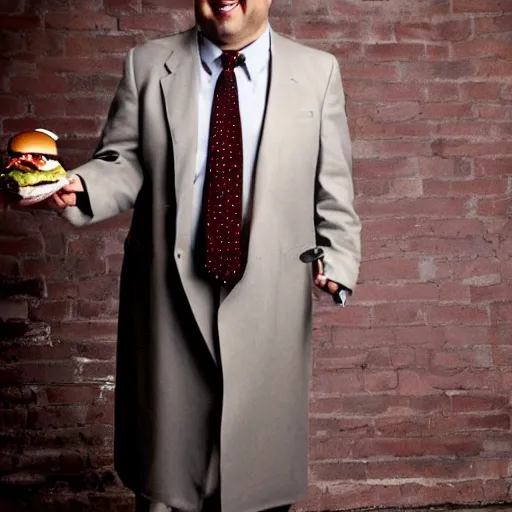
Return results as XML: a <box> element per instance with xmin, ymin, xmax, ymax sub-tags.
<box><xmin>63</xmin><ymin>27</ymin><xmax>361</xmax><ymax>512</ymax></box>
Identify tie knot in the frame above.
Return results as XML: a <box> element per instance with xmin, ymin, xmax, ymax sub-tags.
<box><xmin>221</xmin><ymin>51</ymin><xmax>243</xmax><ymax>71</ymax></box>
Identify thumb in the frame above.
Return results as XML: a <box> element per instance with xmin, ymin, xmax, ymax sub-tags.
<box><xmin>62</xmin><ymin>174</ymin><xmax>84</xmax><ymax>193</ymax></box>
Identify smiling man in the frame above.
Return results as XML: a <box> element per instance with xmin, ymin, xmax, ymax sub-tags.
<box><xmin>51</xmin><ymin>1</ymin><xmax>361</xmax><ymax>511</ymax></box>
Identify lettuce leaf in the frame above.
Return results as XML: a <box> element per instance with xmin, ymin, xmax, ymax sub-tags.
<box><xmin>5</xmin><ymin>165</ymin><xmax>67</xmax><ymax>187</ymax></box>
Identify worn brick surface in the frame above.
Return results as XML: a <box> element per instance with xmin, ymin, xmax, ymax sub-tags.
<box><xmin>1</xmin><ymin>0</ymin><xmax>511</xmax><ymax>510</ymax></box>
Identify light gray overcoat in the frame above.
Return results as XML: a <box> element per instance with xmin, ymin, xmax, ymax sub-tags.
<box><xmin>63</xmin><ymin>27</ymin><xmax>361</xmax><ymax>512</ymax></box>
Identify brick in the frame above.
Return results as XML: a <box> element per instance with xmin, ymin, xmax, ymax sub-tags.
<box><xmin>419</xmin><ymin>102</ymin><xmax>473</xmax><ymax>120</ymax></box>
<box><xmin>357</xmin><ymin>198</ymin><xmax>465</xmax><ymax>218</ymax></box>
<box><xmin>292</xmin><ymin>18</ymin><xmax>364</xmax><ymax>41</ymax></box>
<box><xmin>368</xmin><ymin>456</ymin><xmax>508</xmax><ymax>480</ymax></box>
<box><xmin>454</xmin><ymin>40</ymin><xmax>512</xmax><ymax>60</ymax></box>
<box><xmin>425</xmin><ymin>43</ymin><xmax>450</xmax><ymax>61</ymax></box>
<box><xmin>477</xmin><ymin>197</ymin><xmax>512</xmax><ymax>216</ymax></box>
<box><xmin>417</xmin><ymin>156</ymin><xmax>471</xmax><ymax>178</ymax></box>
<box><xmin>311</xmin><ymin>370</ymin><xmax>363</xmax><ymax>394</ymax></box>
<box><xmin>51</xmin><ymin>321</ymin><xmax>118</xmax><ymax>342</ymax></box>
<box><xmin>119</xmin><ymin>12</ymin><xmax>195</xmax><ymax>32</ymax></box>
<box><xmin>490</xmin><ymin>303</ymin><xmax>512</xmax><ymax>323</ymax></box>
<box><xmin>0</xmin><ymin>15</ymin><xmax>41</xmax><ymax>30</ymax></box>
<box><xmin>476</xmin><ymin>59</ymin><xmax>512</xmax><ymax>79</ymax></box>
<box><xmin>340</xmin><ymin>62</ymin><xmax>399</xmax><ymax>81</ymax></box>
<box><xmin>309</xmin><ymin>460</ymin><xmax>367</xmax><ymax>482</ymax></box>
<box><xmin>315</xmin><ymin>347</ymin><xmax>392</xmax><ymax>370</ymax></box>
<box><xmin>364</xmin><ymin>43</ymin><xmax>425</xmax><ymax>61</ymax></box>
<box><xmin>374</xmin><ymin>415</ymin><xmax>430</xmax><ymax>437</ymax></box>
<box><xmin>428</xmin><ymin>305</ymin><xmax>489</xmax><ymax>325</ymax></box>
<box><xmin>443</xmin><ymin>325</ymin><xmax>497</xmax><ymax>348</ymax></box>
<box><xmin>9</xmin><ymin>74</ymin><xmax>69</xmax><ymax>94</ymax></box>
<box><xmin>0</xmin><ymin>236</ymin><xmax>43</xmax><ymax>257</ymax></box>
<box><xmin>353</xmin><ymin>120</ymin><xmax>433</xmax><ymax>139</ymax></box>
<box><xmin>423</xmin><ymin>178</ymin><xmax>508</xmax><ymax>197</ymax></box>
<box><xmin>395</xmin><ymin>19</ymin><xmax>472</xmax><ymax>41</ymax></box>
<box><xmin>39</xmin><ymin>57</ymin><xmax>123</xmax><ymax>75</ymax></box>
<box><xmin>475</xmin><ymin>104</ymin><xmax>512</xmax><ymax>120</ymax></box>
<box><xmin>1</xmin><ymin>362</ymin><xmax>77</xmax><ymax>386</ymax></box>
<box><xmin>354</xmin><ymin>436</ymin><xmax>483</xmax><ymax>458</ymax></box>
<box><xmin>404</xmin><ymin>60</ymin><xmax>477</xmax><ymax>81</ymax></box>
<box><xmin>354</xmin><ymin>157</ymin><xmax>416</xmax><ymax>178</ymax></box>
<box><xmin>432</xmin><ymin>139</ymin><xmax>512</xmax><ymax>157</ymax></box>
<box><xmin>475</xmin><ymin>14</ymin><xmax>512</xmax><ymax>35</ymax></box>
<box><xmin>354</xmin><ymin>139</ymin><xmax>432</xmax><ymax>159</ymax></box>
<box><xmin>451</xmin><ymin>393</ymin><xmax>509</xmax><ymax>411</ymax></box>
<box><xmin>76</xmin><ymin>300</ymin><xmax>119</xmax><ymax>319</ymax></box>
<box><xmin>104</xmin><ymin>0</ymin><xmax>142</xmax><ymax>13</ymax></box>
<box><xmin>68</xmin><ymin>74</ymin><xmax>121</xmax><ymax>96</ymax></box>
<box><xmin>436</xmin><ymin>121</ymin><xmax>498</xmax><ymax>138</ymax></box>
<box><xmin>299</xmin><ymin>41</ymin><xmax>363</xmax><ymax>60</ymax></box>
<box><xmin>0</xmin><ymin>94</ymin><xmax>26</xmax><ymax>116</ymax></box>
<box><xmin>26</xmin><ymin>404</ymin><xmax>88</xmax><ymax>429</ymax></box>
<box><xmin>453</xmin><ymin>0</ymin><xmax>512</xmax><ymax>13</ymax></box>
<box><xmin>29</xmin><ymin>300</ymin><xmax>71</xmax><ymax>322</ymax></box>
<box><xmin>424</xmin><ymin>83</ymin><xmax>461</xmax><ymax>102</ymax></box>
<box><xmin>315</xmin><ymin>305</ymin><xmax>372</xmax><ymax>328</ymax></box>
<box><xmin>471</xmin><ymin>283</ymin><xmax>512</xmax><ymax>302</ymax></box>
<box><xmin>430</xmin><ymin>413</ymin><xmax>510</xmax><ymax>433</ymax></box>
<box><xmin>432</xmin><ymin>347</ymin><xmax>492</xmax><ymax>369</ymax></box>
<box><xmin>0</xmin><ymin>279</ymin><xmax>44</xmax><ymax>299</ymax></box>
<box><xmin>363</xmin><ymin>370</ymin><xmax>398</xmax><ymax>392</ymax></box>
<box><xmin>66</xmin><ymin>98</ymin><xmax>112</xmax><ymax>117</ymax></box>
<box><xmin>28</xmin><ymin>97</ymin><xmax>66</xmax><ymax>117</ymax></box>
<box><xmin>1</xmin><ymin>343</ymin><xmax>77</xmax><ymax>363</ymax></box>
<box><xmin>373</xmin><ymin>303</ymin><xmax>427</xmax><ymax>327</ymax></box>
<box><xmin>45</xmin><ymin>12</ymin><xmax>117</xmax><ymax>30</ymax></box>
<box><xmin>460</xmin><ymin>82</ymin><xmax>502</xmax><ymax>101</ymax></box>
<box><xmin>310</xmin><ymin>416</ymin><xmax>372</xmax><ymax>438</ymax></box>
<box><xmin>0</xmin><ymin>408</ymin><xmax>28</xmax><ymax>429</ymax></box>
<box><xmin>0</xmin><ymin>299</ymin><xmax>28</xmax><ymax>320</ymax></box>
<box><xmin>344</xmin><ymin>80</ymin><xmax>422</xmax><ymax>101</ymax></box>
<box><xmin>66</xmin><ymin>35</ymin><xmax>141</xmax><ymax>57</ymax></box>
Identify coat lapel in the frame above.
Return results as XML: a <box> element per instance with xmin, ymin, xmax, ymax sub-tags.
<box><xmin>160</xmin><ymin>28</ymin><xmax>200</xmax><ymax>243</ymax></box>
<box><xmin>222</xmin><ymin>31</ymin><xmax>301</xmax><ymax>304</ymax></box>
<box><xmin>160</xmin><ymin>29</ymin><xmax>218</xmax><ymax>362</ymax></box>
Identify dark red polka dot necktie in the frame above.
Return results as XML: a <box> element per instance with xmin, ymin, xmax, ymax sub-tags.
<box><xmin>204</xmin><ymin>51</ymin><xmax>244</xmax><ymax>283</ymax></box>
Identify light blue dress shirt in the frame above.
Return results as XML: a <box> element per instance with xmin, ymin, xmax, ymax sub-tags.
<box><xmin>191</xmin><ymin>27</ymin><xmax>271</xmax><ymax>248</ymax></box>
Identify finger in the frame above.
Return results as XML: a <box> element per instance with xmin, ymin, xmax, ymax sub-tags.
<box><xmin>327</xmin><ymin>280</ymin><xmax>339</xmax><ymax>295</ymax></box>
<box><xmin>313</xmin><ymin>259</ymin><xmax>328</xmax><ymax>287</ymax></box>
<box><xmin>62</xmin><ymin>175</ymin><xmax>84</xmax><ymax>193</ymax></box>
<box><xmin>59</xmin><ymin>192</ymin><xmax>76</xmax><ymax>207</ymax></box>
<box><xmin>50</xmin><ymin>193</ymin><xmax>67</xmax><ymax>210</ymax></box>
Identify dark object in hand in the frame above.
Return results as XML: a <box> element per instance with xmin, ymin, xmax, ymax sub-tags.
<box><xmin>299</xmin><ymin>247</ymin><xmax>350</xmax><ymax>307</ymax></box>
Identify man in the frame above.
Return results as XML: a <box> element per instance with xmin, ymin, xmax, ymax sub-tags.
<box><xmin>51</xmin><ymin>0</ymin><xmax>361</xmax><ymax>511</ymax></box>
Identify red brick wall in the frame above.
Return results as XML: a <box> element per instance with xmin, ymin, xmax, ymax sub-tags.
<box><xmin>1</xmin><ymin>0</ymin><xmax>511</xmax><ymax>510</ymax></box>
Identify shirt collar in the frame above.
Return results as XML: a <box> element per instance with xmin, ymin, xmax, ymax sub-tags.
<box><xmin>199</xmin><ymin>25</ymin><xmax>271</xmax><ymax>80</ymax></box>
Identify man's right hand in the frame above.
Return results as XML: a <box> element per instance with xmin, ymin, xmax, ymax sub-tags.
<box><xmin>49</xmin><ymin>174</ymin><xmax>84</xmax><ymax>210</ymax></box>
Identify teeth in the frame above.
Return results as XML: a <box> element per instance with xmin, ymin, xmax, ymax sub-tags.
<box><xmin>219</xmin><ymin>2</ymin><xmax>238</xmax><ymax>12</ymax></box>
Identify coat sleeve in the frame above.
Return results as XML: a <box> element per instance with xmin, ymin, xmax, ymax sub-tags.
<box><xmin>315</xmin><ymin>56</ymin><xmax>361</xmax><ymax>291</ymax></box>
<box><xmin>61</xmin><ymin>48</ymin><xmax>143</xmax><ymax>227</ymax></box>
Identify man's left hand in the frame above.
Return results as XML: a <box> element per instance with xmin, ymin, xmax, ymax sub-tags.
<box><xmin>312</xmin><ymin>257</ymin><xmax>340</xmax><ymax>296</ymax></box>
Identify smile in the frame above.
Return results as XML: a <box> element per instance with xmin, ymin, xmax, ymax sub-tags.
<box><xmin>213</xmin><ymin>0</ymin><xmax>240</xmax><ymax>15</ymax></box>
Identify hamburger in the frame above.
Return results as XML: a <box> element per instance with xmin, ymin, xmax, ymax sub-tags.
<box><xmin>1</xmin><ymin>129</ymin><xmax>69</xmax><ymax>205</ymax></box>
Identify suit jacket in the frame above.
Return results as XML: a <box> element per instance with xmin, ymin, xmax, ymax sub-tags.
<box><xmin>62</xmin><ymin>27</ymin><xmax>361</xmax><ymax>512</ymax></box>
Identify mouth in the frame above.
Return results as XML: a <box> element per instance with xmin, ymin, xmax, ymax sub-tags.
<box><xmin>211</xmin><ymin>0</ymin><xmax>241</xmax><ymax>16</ymax></box>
